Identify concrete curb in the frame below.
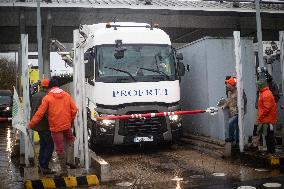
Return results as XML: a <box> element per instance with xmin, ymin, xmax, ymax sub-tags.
<box><xmin>24</xmin><ymin>175</ymin><xmax>99</xmax><ymax>189</ymax></box>
<box><xmin>90</xmin><ymin>151</ymin><xmax>111</xmax><ymax>182</ymax></box>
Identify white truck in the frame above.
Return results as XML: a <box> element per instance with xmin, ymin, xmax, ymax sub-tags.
<box><xmin>78</xmin><ymin>22</ymin><xmax>185</xmax><ymax>146</ymax></box>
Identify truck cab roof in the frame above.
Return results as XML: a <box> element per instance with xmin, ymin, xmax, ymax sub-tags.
<box><xmin>83</xmin><ymin>22</ymin><xmax>171</xmax><ymax>49</ymax></box>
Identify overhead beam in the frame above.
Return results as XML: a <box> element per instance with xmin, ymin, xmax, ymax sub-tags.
<box><xmin>0</xmin><ymin>28</ymin><xmax>282</xmax><ymax>52</ymax></box>
<box><xmin>1</xmin><ymin>8</ymin><xmax>284</xmax><ymax>30</ymax></box>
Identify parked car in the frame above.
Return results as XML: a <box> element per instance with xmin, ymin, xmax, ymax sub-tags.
<box><xmin>0</xmin><ymin>90</ymin><xmax>12</xmax><ymax>119</ymax></box>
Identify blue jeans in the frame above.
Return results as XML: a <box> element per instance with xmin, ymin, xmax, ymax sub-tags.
<box><xmin>38</xmin><ymin>130</ymin><xmax>54</xmax><ymax>169</ymax></box>
<box><xmin>228</xmin><ymin>115</ymin><xmax>239</xmax><ymax>143</ymax></box>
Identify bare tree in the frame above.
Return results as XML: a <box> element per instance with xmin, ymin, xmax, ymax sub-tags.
<box><xmin>0</xmin><ymin>57</ymin><xmax>16</xmax><ymax>91</ymax></box>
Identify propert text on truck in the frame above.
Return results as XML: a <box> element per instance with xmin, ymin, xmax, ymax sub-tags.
<box><xmin>81</xmin><ymin>22</ymin><xmax>185</xmax><ymax>146</ymax></box>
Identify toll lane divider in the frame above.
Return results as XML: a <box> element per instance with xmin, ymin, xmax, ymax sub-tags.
<box><xmin>24</xmin><ymin>175</ymin><xmax>99</xmax><ymax>189</ymax></box>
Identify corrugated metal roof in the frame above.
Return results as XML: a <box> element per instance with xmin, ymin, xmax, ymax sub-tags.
<box><xmin>0</xmin><ymin>0</ymin><xmax>284</xmax><ymax>13</ymax></box>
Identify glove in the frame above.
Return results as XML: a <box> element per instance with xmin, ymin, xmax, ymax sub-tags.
<box><xmin>269</xmin><ymin>124</ymin><xmax>273</xmax><ymax>131</ymax></box>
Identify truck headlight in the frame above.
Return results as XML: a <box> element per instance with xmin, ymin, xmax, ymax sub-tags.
<box><xmin>98</xmin><ymin>114</ymin><xmax>115</xmax><ymax>126</ymax></box>
<box><xmin>5</xmin><ymin>107</ymin><xmax>10</xmax><ymax>111</ymax></box>
<box><xmin>169</xmin><ymin>115</ymin><xmax>179</xmax><ymax>122</ymax></box>
<box><xmin>101</xmin><ymin>119</ymin><xmax>115</xmax><ymax>126</ymax></box>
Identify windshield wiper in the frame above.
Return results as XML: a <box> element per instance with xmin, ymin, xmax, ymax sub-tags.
<box><xmin>104</xmin><ymin>67</ymin><xmax>136</xmax><ymax>81</ymax></box>
<box><xmin>138</xmin><ymin>67</ymin><xmax>170</xmax><ymax>79</ymax></box>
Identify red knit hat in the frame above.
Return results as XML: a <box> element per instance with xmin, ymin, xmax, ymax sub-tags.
<box><xmin>41</xmin><ymin>79</ymin><xmax>50</xmax><ymax>87</ymax></box>
<box><xmin>225</xmin><ymin>77</ymin><xmax>237</xmax><ymax>86</ymax></box>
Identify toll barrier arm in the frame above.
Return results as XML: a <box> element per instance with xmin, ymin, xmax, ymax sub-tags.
<box><xmin>0</xmin><ymin>117</ymin><xmax>12</xmax><ymax>122</ymax></box>
<box><xmin>96</xmin><ymin>107</ymin><xmax>218</xmax><ymax>121</ymax></box>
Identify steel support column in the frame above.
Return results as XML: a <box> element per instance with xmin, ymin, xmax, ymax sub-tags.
<box><xmin>255</xmin><ymin>0</ymin><xmax>264</xmax><ymax>68</ymax></box>
<box><xmin>21</xmin><ymin>34</ymin><xmax>34</xmax><ymax>165</ymax></box>
<box><xmin>73</xmin><ymin>29</ymin><xmax>89</xmax><ymax>171</ymax></box>
<box><xmin>280</xmin><ymin>31</ymin><xmax>284</xmax><ymax>146</ymax></box>
<box><xmin>43</xmin><ymin>11</ymin><xmax>52</xmax><ymax>79</ymax></box>
<box><xmin>19</xmin><ymin>11</ymin><xmax>25</xmax><ymax>159</ymax></box>
<box><xmin>234</xmin><ymin>31</ymin><xmax>245</xmax><ymax>152</ymax></box>
<box><xmin>37</xmin><ymin>0</ymin><xmax>43</xmax><ymax>79</ymax></box>
<box><xmin>73</xmin><ymin>30</ymin><xmax>85</xmax><ymax>167</ymax></box>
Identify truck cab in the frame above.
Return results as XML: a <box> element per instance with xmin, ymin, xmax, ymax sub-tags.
<box><xmin>81</xmin><ymin>22</ymin><xmax>185</xmax><ymax>146</ymax></box>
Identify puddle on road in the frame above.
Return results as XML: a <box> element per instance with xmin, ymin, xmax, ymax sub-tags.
<box><xmin>115</xmin><ymin>181</ymin><xmax>133</xmax><ymax>187</ymax></box>
<box><xmin>262</xmin><ymin>182</ymin><xmax>282</xmax><ymax>188</ymax></box>
<box><xmin>254</xmin><ymin>168</ymin><xmax>269</xmax><ymax>172</ymax></box>
<box><xmin>189</xmin><ymin>175</ymin><xmax>204</xmax><ymax>179</ymax></box>
<box><xmin>212</xmin><ymin>172</ymin><xmax>226</xmax><ymax>177</ymax></box>
<box><xmin>237</xmin><ymin>186</ymin><xmax>256</xmax><ymax>189</ymax></box>
<box><xmin>0</xmin><ymin>125</ymin><xmax>22</xmax><ymax>189</ymax></box>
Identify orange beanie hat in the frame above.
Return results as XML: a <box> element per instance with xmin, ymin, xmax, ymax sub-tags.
<box><xmin>225</xmin><ymin>77</ymin><xmax>237</xmax><ymax>86</ymax></box>
<box><xmin>41</xmin><ymin>79</ymin><xmax>50</xmax><ymax>87</ymax></box>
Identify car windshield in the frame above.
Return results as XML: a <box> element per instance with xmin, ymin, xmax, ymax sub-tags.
<box><xmin>96</xmin><ymin>45</ymin><xmax>176</xmax><ymax>79</ymax></box>
<box><xmin>0</xmin><ymin>96</ymin><xmax>11</xmax><ymax>105</ymax></box>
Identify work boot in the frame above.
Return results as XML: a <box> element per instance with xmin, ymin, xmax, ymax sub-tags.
<box><xmin>65</xmin><ymin>143</ymin><xmax>77</xmax><ymax>169</ymax></box>
<box><xmin>58</xmin><ymin>154</ymin><xmax>68</xmax><ymax>177</ymax></box>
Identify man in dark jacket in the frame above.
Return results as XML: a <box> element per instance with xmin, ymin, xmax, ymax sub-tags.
<box><xmin>31</xmin><ymin>79</ymin><xmax>54</xmax><ymax>174</ymax></box>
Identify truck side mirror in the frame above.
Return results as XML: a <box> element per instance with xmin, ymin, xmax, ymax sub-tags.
<box><xmin>178</xmin><ymin>62</ymin><xmax>185</xmax><ymax>76</ymax></box>
<box><xmin>176</xmin><ymin>53</ymin><xmax>183</xmax><ymax>61</ymax></box>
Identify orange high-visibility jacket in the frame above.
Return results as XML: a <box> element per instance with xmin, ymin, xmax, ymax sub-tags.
<box><xmin>29</xmin><ymin>87</ymin><xmax>78</xmax><ymax>132</ymax></box>
<box><xmin>257</xmin><ymin>87</ymin><xmax>277</xmax><ymax>124</ymax></box>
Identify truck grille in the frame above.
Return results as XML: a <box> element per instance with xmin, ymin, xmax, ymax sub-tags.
<box><xmin>119</xmin><ymin>111</ymin><xmax>166</xmax><ymax>135</ymax></box>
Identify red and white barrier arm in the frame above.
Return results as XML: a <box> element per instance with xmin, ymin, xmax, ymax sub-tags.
<box><xmin>0</xmin><ymin>117</ymin><xmax>12</xmax><ymax>122</ymax></box>
<box><xmin>96</xmin><ymin>107</ymin><xmax>218</xmax><ymax>121</ymax></box>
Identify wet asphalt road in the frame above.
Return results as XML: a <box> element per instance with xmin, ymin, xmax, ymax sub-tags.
<box><xmin>0</xmin><ymin>123</ymin><xmax>22</xmax><ymax>189</ymax></box>
<box><xmin>91</xmin><ymin>144</ymin><xmax>284</xmax><ymax>189</ymax></box>
<box><xmin>0</xmin><ymin>124</ymin><xmax>283</xmax><ymax>189</ymax></box>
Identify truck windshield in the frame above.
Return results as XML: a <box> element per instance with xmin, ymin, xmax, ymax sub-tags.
<box><xmin>96</xmin><ymin>45</ymin><xmax>176</xmax><ymax>82</ymax></box>
<box><xmin>0</xmin><ymin>96</ymin><xmax>11</xmax><ymax>105</ymax></box>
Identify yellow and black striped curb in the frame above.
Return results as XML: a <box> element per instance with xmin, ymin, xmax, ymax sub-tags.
<box><xmin>24</xmin><ymin>175</ymin><xmax>99</xmax><ymax>189</ymax></box>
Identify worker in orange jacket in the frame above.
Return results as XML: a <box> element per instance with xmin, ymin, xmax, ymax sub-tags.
<box><xmin>256</xmin><ymin>79</ymin><xmax>277</xmax><ymax>155</ymax></box>
<box><xmin>29</xmin><ymin>77</ymin><xmax>78</xmax><ymax>176</ymax></box>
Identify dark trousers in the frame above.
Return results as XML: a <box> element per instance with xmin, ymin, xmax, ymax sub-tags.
<box><xmin>38</xmin><ymin>130</ymin><xmax>54</xmax><ymax>169</ymax></box>
<box><xmin>265</xmin><ymin>126</ymin><xmax>275</xmax><ymax>154</ymax></box>
<box><xmin>229</xmin><ymin>115</ymin><xmax>239</xmax><ymax>143</ymax></box>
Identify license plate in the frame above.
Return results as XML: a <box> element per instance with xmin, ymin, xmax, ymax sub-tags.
<box><xmin>134</xmin><ymin>136</ymin><xmax>153</xmax><ymax>143</ymax></box>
